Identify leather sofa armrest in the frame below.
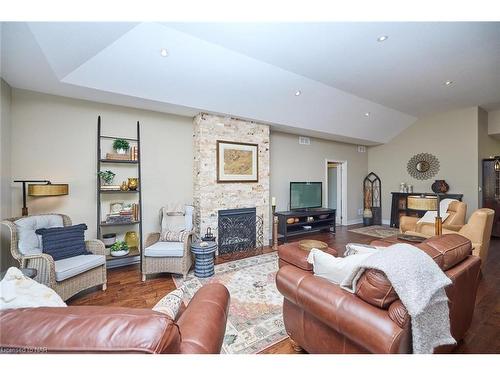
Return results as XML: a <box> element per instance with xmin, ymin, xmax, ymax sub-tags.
<box><xmin>278</xmin><ymin>243</ymin><xmax>337</xmax><ymax>271</ymax></box>
<box><xmin>276</xmin><ymin>265</ymin><xmax>410</xmax><ymax>353</ymax></box>
<box><xmin>177</xmin><ymin>283</ymin><xmax>230</xmax><ymax>354</ymax></box>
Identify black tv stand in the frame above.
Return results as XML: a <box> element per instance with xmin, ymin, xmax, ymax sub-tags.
<box><xmin>275</xmin><ymin>208</ymin><xmax>336</xmax><ymax>243</ymax></box>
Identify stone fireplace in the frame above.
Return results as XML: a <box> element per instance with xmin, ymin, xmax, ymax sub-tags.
<box><xmin>218</xmin><ymin>207</ymin><xmax>263</xmax><ymax>254</ymax></box>
<box><xmin>193</xmin><ymin>113</ymin><xmax>270</xmax><ymax>248</ymax></box>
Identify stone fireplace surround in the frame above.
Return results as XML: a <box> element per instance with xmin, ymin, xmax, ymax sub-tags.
<box><xmin>193</xmin><ymin>113</ymin><xmax>270</xmax><ymax>247</ymax></box>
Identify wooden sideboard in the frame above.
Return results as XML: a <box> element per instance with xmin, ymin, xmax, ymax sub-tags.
<box><xmin>390</xmin><ymin>192</ymin><xmax>463</xmax><ymax>228</ymax></box>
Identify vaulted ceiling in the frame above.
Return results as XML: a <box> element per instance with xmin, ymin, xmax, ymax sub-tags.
<box><xmin>2</xmin><ymin>22</ymin><xmax>499</xmax><ymax>145</ymax></box>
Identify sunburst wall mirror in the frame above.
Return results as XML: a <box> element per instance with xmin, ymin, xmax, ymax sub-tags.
<box><xmin>407</xmin><ymin>153</ymin><xmax>440</xmax><ymax>180</ymax></box>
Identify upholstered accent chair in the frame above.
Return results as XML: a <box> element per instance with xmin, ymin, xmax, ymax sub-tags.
<box><xmin>1</xmin><ymin>214</ymin><xmax>107</xmax><ymax>301</ymax></box>
<box><xmin>142</xmin><ymin>205</ymin><xmax>194</xmax><ymax>281</ymax></box>
<box><xmin>399</xmin><ymin>200</ymin><xmax>467</xmax><ymax>236</ymax></box>
<box><xmin>403</xmin><ymin>208</ymin><xmax>494</xmax><ymax>268</ymax></box>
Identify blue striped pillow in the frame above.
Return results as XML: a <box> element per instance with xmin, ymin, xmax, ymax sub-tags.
<box><xmin>36</xmin><ymin>224</ymin><xmax>90</xmax><ymax>261</ymax></box>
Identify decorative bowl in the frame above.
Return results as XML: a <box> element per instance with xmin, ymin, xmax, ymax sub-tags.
<box><xmin>110</xmin><ymin>250</ymin><xmax>130</xmax><ymax>257</ymax></box>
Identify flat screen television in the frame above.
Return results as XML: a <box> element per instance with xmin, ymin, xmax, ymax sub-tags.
<box><xmin>290</xmin><ymin>182</ymin><xmax>322</xmax><ymax>210</ymax></box>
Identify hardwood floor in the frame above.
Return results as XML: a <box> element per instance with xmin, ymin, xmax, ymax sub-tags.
<box><xmin>69</xmin><ymin>225</ymin><xmax>500</xmax><ymax>354</ymax></box>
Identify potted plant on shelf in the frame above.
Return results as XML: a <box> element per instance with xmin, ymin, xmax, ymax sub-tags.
<box><xmin>98</xmin><ymin>170</ymin><xmax>116</xmax><ymax>186</ymax></box>
<box><xmin>113</xmin><ymin>139</ymin><xmax>130</xmax><ymax>155</ymax></box>
<box><xmin>110</xmin><ymin>240</ymin><xmax>129</xmax><ymax>257</ymax></box>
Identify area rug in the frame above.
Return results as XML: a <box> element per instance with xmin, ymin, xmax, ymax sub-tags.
<box><xmin>348</xmin><ymin>225</ymin><xmax>399</xmax><ymax>238</ymax></box>
<box><xmin>173</xmin><ymin>252</ymin><xmax>286</xmax><ymax>354</ymax></box>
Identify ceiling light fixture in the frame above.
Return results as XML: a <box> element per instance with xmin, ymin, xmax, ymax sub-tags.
<box><xmin>295</xmin><ymin>90</ymin><xmax>301</xmax><ymax>96</ymax></box>
<box><xmin>377</xmin><ymin>35</ymin><xmax>388</xmax><ymax>42</ymax></box>
<box><xmin>160</xmin><ymin>48</ymin><xmax>168</xmax><ymax>57</ymax></box>
<box><xmin>364</xmin><ymin>112</ymin><xmax>371</xmax><ymax>117</ymax></box>
<box><xmin>444</xmin><ymin>80</ymin><xmax>453</xmax><ymax>86</ymax></box>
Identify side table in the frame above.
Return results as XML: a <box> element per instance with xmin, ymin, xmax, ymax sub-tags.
<box><xmin>191</xmin><ymin>241</ymin><xmax>217</xmax><ymax>278</ymax></box>
<box><xmin>0</xmin><ymin>267</ymin><xmax>37</xmax><ymax>280</ymax></box>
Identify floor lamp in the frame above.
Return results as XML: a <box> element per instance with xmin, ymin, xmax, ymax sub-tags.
<box><xmin>14</xmin><ymin>180</ymin><xmax>69</xmax><ymax>216</ymax></box>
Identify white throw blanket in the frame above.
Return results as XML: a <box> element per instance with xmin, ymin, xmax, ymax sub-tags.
<box><xmin>417</xmin><ymin>198</ymin><xmax>456</xmax><ymax>224</ymax></box>
<box><xmin>0</xmin><ymin>267</ymin><xmax>66</xmax><ymax>310</ymax></box>
<box><xmin>341</xmin><ymin>243</ymin><xmax>455</xmax><ymax>353</ymax></box>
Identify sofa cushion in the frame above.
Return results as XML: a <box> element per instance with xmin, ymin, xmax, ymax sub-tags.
<box><xmin>54</xmin><ymin>254</ymin><xmax>105</xmax><ymax>282</ymax></box>
<box><xmin>36</xmin><ymin>224</ymin><xmax>89</xmax><ymax>261</ymax></box>
<box><xmin>144</xmin><ymin>241</ymin><xmax>184</xmax><ymax>258</ymax></box>
<box><xmin>14</xmin><ymin>215</ymin><xmax>64</xmax><ymax>255</ymax></box>
<box><xmin>420</xmin><ymin>234</ymin><xmax>471</xmax><ymax>271</ymax></box>
<box><xmin>152</xmin><ymin>288</ymin><xmax>184</xmax><ymax>319</ymax></box>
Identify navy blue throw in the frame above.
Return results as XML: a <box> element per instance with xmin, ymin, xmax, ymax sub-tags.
<box><xmin>36</xmin><ymin>224</ymin><xmax>90</xmax><ymax>261</ymax></box>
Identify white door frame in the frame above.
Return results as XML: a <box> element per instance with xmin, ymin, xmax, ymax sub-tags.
<box><xmin>324</xmin><ymin>159</ymin><xmax>348</xmax><ymax>226</ymax></box>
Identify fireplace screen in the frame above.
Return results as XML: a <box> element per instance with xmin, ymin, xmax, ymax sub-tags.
<box><xmin>218</xmin><ymin>207</ymin><xmax>264</xmax><ymax>255</ymax></box>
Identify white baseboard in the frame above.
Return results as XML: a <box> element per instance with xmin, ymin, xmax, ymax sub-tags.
<box><xmin>344</xmin><ymin>218</ymin><xmax>363</xmax><ymax>226</ymax></box>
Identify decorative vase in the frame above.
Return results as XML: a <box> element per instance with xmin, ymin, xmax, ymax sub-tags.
<box><xmin>120</xmin><ymin>181</ymin><xmax>129</xmax><ymax>191</ymax></box>
<box><xmin>124</xmin><ymin>231</ymin><xmax>139</xmax><ymax>249</ymax></box>
<box><xmin>127</xmin><ymin>178</ymin><xmax>138</xmax><ymax>190</ymax></box>
<box><xmin>116</xmin><ymin>148</ymin><xmax>126</xmax><ymax>154</ymax></box>
<box><xmin>431</xmin><ymin>180</ymin><xmax>449</xmax><ymax>193</ymax></box>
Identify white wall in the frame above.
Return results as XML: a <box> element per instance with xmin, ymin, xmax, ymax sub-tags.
<box><xmin>270</xmin><ymin>131</ymin><xmax>367</xmax><ymax>223</ymax></box>
<box><xmin>10</xmin><ymin>89</ymin><xmax>194</xmax><ymax>242</ymax></box>
<box><xmin>1</xmin><ymin>79</ymin><xmax>15</xmax><ymax>271</ymax></box>
<box><xmin>488</xmin><ymin>109</ymin><xmax>500</xmax><ymax>138</ymax></box>
<box><xmin>368</xmin><ymin>107</ymin><xmax>482</xmax><ymax>221</ymax></box>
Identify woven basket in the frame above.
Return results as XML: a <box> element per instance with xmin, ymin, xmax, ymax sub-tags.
<box><xmin>407</xmin><ymin>195</ymin><xmax>438</xmax><ymax>211</ymax></box>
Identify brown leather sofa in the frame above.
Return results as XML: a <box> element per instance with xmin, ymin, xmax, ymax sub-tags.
<box><xmin>0</xmin><ymin>283</ymin><xmax>230</xmax><ymax>354</ymax></box>
<box><xmin>399</xmin><ymin>200</ymin><xmax>467</xmax><ymax>236</ymax></box>
<box><xmin>276</xmin><ymin>234</ymin><xmax>481</xmax><ymax>353</ymax></box>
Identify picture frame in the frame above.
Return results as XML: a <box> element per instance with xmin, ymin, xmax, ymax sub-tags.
<box><xmin>109</xmin><ymin>202</ymin><xmax>124</xmax><ymax>214</ymax></box>
<box><xmin>216</xmin><ymin>140</ymin><xmax>258</xmax><ymax>183</ymax></box>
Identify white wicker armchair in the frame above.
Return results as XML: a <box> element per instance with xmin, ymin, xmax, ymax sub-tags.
<box><xmin>141</xmin><ymin>205</ymin><xmax>194</xmax><ymax>281</ymax></box>
<box><xmin>1</xmin><ymin>214</ymin><xmax>107</xmax><ymax>301</ymax></box>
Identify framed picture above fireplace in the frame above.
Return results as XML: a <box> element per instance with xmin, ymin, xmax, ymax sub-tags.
<box><xmin>217</xmin><ymin>140</ymin><xmax>258</xmax><ymax>182</ymax></box>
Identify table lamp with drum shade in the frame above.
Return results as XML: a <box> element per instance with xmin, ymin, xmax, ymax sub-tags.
<box><xmin>14</xmin><ymin>180</ymin><xmax>69</xmax><ymax>216</ymax></box>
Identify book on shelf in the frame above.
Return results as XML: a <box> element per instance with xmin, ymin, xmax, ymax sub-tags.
<box><xmin>105</xmin><ymin>152</ymin><xmax>131</xmax><ymax>161</ymax></box>
<box><xmin>130</xmin><ymin>146</ymin><xmax>138</xmax><ymax>161</ymax></box>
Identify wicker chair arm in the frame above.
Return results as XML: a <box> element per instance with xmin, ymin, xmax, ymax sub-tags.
<box><xmin>21</xmin><ymin>253</ymin><xmax>56</xmax><ymax>287</ymax></box>
<box><xmin>145</xmin><ymin>232</ymin><xmax>161</xmax><ymax>248</ymax></box>
<box><xmin>85</xmin><ymin>239</ymin><xmax>107</xmax><ymax>256</ymax></box>
<box><xmin>183</xmin><ymin>231</ymin><xmax>194</xmax><ymax>254</ymax></box>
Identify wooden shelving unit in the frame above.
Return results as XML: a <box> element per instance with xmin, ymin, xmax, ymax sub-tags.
<box><xmin>97</xmin><ymin>116</ymin><xmax>143</xmax><ymax>269</ymax></box>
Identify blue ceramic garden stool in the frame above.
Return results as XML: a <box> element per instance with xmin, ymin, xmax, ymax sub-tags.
<box><xmin>191</xmin><ymin>241</ymin><xmax>217</xmax><ymax>278</ymax></box>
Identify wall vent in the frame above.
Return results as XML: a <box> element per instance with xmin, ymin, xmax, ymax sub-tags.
<box><xmin>299</xmin><ymin>136</ymin><xmax>311</xmax><ymax>145</ymax></box>
<box><xmin>357</xmin><ymin>145</ymin><xmax>366</xmax><ymax>153</ymax></box>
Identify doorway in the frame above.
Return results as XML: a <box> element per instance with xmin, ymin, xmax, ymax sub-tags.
<box><xmin>325</xmin><ymin>160</ymin><xmax>347</xmax><ymax>225</ymax></box>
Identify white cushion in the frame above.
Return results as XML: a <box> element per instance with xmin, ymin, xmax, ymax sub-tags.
<box><xmin>54</xmin><ymin>254</ymin><xmax>105</xmax><ymax>282</ymax></box>
<box><xmin>14</xmin><ymin>215</ymin><xmax>63</xmax><ymax>255</ymax></box>
<box><xmin>144</xmin><ymin>241</ymin><xmax>184</xmax><ymax>258</ymax></box>
<box><xmin>307</xmin><ymin>249</ymin><xmax>377</xmax><ymax>285</ymax></box>
<box><xmin>160</xmin><ymin>205</ymin><xmax>193</xmax><ymax>233</ymax></box>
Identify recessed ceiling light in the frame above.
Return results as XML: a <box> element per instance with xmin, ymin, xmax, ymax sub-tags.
<box><xmin>444</xmin><ymin>80</ymin><xmax>453</xmax><ymax>86</ymax></box>
<box><xmin>364</xmin><ymin>112</ymin><xmax>371</xmax><ymax>117</ymax></box>
<box><xmin>295</xmin><ymin>90</ymin><xmax>301</xmax><ymax>96</ymax></box>
<box><xmin>377</xmin><ymin>35</ymin><xmax>388</xmax><ymax>42</ymax></box>
<box><xmin>160</xmin><ymin>48</ymin><xmax>168</xmax><ymax>57</ymax></box>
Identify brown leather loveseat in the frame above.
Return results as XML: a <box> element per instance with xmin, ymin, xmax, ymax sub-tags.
<box><xmin>276</xmin><ymin>234</ymin><xmax>481</xmax><ymax>353</ymax></box>
<box><xmin>0</xmin><ymin>283</ymin><xmax>230</xmax><ymax>354</ymax></box>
